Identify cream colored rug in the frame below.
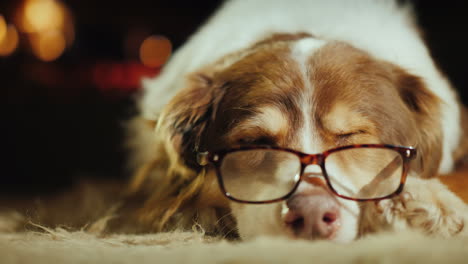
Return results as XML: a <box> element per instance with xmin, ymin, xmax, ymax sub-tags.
<box><xmin>2</xmin><ymin>177</ymin><xmax>468</xmax><ymax>264</ymax></box>
<box><xmin>1</xmin><ymin>228</ymin><xmax>468</xmax><ymax>264</ymax></box>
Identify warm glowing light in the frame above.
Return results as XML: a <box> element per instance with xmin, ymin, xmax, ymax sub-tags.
<box><xmin>23</xmin><ymin>0</ymin><xmax>65</xmax><ymax>33</ymax></box>
<box><xmin>32</xmin><ymin>30</ymin><xmax>66</xmax><ymax>61</ymax></box>
<box><xmin>14</xmin><ymin>0</ymin><xmax>74</xmax><ymax>60</ymax></box>
<box><xmin>139</xmin><ymin>35</ymin><xmax>172</xmax><ymax>68</ymax></box>
<box><xmin>0</xmin><ymin>24</ymin><xmax>19</xmax><ymax>56</ymax></box>
<box><xmin>0</xmin><ymin>15</ymin><xmax>6</xmax><ymax>43</ymax></box>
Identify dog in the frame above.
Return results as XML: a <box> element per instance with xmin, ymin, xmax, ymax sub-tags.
<box><xmin>124</xmin><ymin>0</ymin><xmax>468</xmax><ymax>242</ymax></box>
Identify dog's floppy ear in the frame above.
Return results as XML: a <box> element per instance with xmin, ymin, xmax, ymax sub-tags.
<box><xmin>124</xmin><ymin>70</ymin><xmax>228</xmax><ymax>232</ymax></box>
<box><xmin>160</xmin><ymin>71</ymin><xmax>226</xmax><ymax>170</ymax></box>
<box><xmin>396</xmin><ymin>71</ymin><xmax>442</xmax><ymax>178</ymax></box>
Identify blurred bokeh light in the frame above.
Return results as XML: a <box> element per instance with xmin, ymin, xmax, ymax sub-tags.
<box><xmin>22</xmin><ymin>0</ymin><xmax>65</xmax><ymax>33</ymax></box>
<box><xmin>0</xmin><ymin>15</ymin><xmax>6</xmax><ymax>43</ymax></box>
<box><xmin>139</xmin><ymin>35</ymin><xmax>172</xmax><ymax>68</ymax></box>
<box><xmin>31</xmin><ymin>29</ymin><xmax>66</xmax><ymax>61</ymax></box>
<box><xmin>14</xmin><ymin>0</ymin><xmax>74</xmax><ymax>61</ymax></box>
<box><xmin>0</xmin><ymin>24</ymin><xmax>19</xmax><ymax>56</ymax></box>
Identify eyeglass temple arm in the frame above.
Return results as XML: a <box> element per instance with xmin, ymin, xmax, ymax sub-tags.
<box><xmin>369</xmin><ymin>147</ymin><xmax>417</xmax><ymax>185</ymax></box>
<box><xmin>357</xmin><ymin>156</ymin><xmax>403</xmax><ymax>197</ymax></box>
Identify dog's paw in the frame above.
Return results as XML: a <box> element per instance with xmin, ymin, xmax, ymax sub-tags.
<box><xmin>377</xmin><ymin>190</ymin><xmax>464</xmax><ymax>236</ymax></box>
<box><xmin>360</xmin><ymin>177</ymin><xmax>467</xmax><ymax>237</ymax></box>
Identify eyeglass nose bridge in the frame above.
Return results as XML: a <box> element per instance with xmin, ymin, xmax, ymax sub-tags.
<box><xmin>299</xmin><ymin>153</ymin><xmax>324</xmax><ymax>166</ymax></box>
<box><xmin>297</xmin><ymin>154</ymin><xmax>327</xmax><ymax>186</ymax></box>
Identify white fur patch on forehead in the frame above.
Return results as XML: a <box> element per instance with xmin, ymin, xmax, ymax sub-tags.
<box><xmin>290</xmin><ymin>38</ymin><xmax>327</xmax><ymax>78</ymax></box>
<box><xmin>299</xmin><ymin>114</ymin><xmax>321</xmax><ymax>154</ymax></box>
<box><xmin>291</xmin><ymin>38</ymin><xmax>327</xmax><ymax>57</ymax></box>
<box><xmin>290</xmin><ymin>38</ymin><xmax>327</xmax><ymax>155</ymax></box>
<box><xmin>228</xmin><ymin>106</ymin><xmax>288</xmax><ymax>138</ymax></box>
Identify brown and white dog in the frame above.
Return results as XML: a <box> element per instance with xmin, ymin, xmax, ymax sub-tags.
<box><xmin>124</xmin><ymin>0</ymin><xmax>468</xmax><ymax>242</ymax></box>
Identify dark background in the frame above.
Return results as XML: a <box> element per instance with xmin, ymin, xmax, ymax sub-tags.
<box><xmin>0</xmin><ymin>0</ymin><xmax>466</xmax><ymax>195</ymax></box>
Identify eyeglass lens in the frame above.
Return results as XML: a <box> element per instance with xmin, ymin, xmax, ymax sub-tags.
<box><xmin>218</xmin><ymin>147</ymin><xmax>403</xmax><ymax>202</ymax></box>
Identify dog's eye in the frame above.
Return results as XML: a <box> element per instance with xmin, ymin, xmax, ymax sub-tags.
<box><xmin>338</xmin><ymin>132</ymin><xmax>356</xmax><ymax>139</ymax></box>
<box><xmin>337</xmin><ymin>130</ymin><xmax>366</xmax><ymax>140</ymax></box>
<box><xmin>237</xmin><ymin>136</ymin><xmax>275</xmax><ymax>146</ymax></box>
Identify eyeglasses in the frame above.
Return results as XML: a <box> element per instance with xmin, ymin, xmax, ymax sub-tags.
<box><xmin>197</xmin><ymin>144</ymin><xmax>416</xmax><ymax>204</ymax></box>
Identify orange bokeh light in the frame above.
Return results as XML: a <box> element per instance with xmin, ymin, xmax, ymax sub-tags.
<box><xmin>16</xmin><ymin>0</ymin><xmax>74</xmax><ymax>61</ymax></box>
<box><xmin>0</xmin><ymin>15</ymin><xmax>6</xmax><ymax>43</ymax></box>
<box><xmin>0</xmin><ymin>24</ymin><xmax>19</xmax><ymax>56</ymax></box>
<box><xmin>22</xmin><ymin>0</ymin><xmax>65</xmax><ymax>33</ymax></box>
<box><xmin>139</xmin><ymin>35</ymin><xmax>172</xmax><ymax>68</ymax></box>
<box><xmin>31</xmin><ymin>30</ymin><xmax>66</xmax><ymax>61</ymax></box>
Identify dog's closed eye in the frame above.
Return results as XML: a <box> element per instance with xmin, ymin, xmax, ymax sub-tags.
<box><xmin>237</xmin><ymin>136</ymin><xmax>276</xmax><ymax>146</ymax></box>
<box><xmin>336</xmin><ymin>130</ymin><xmax>367</xmax><ymax>142</ymax></box>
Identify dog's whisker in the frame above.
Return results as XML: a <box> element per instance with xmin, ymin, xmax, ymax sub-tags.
<box><xmin>222</xmin><ymin>226</ymin><xmax>240</xmax><ymax>239</ymax></box>
<box><xmin>214</xmin><ymin>212</ymin><xmax>235</xmax><ymax>226</ymax></box>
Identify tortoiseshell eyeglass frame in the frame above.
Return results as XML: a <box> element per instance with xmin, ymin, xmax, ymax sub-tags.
<box><xmin>197</xmin><ymin>144</ymin><xmax>417</xmax><ymax>204</ymax></box>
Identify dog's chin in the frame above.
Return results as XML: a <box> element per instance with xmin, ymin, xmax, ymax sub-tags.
<box><xmin>230</xmin><ymin>200</ymin><xmax>359</xmax><ymax>243</ymax></box>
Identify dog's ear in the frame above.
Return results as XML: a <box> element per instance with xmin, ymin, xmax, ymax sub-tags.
<box><xmin>396</xmin><ymin>72</ymin><xmax>443</xmax><ymax>178</ymax></box>
<box><xmin>125</xmin><ymin>71</ymin><xmax>227</xmax><ymax>232</ymax></box>
<box><xmin>160</xmin><ymin>71</ymin><xmax>225</xmax><ymax>170</ymax></box>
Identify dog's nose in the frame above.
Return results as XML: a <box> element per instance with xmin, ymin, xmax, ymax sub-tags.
<box><xmin>284</xmin><ymin>189</ymin><xmax>341</xmax><ymax>240</ymax></box>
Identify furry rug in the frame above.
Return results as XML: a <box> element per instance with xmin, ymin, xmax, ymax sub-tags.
<box><xmin>2</xmin><ymin>169</ymin><xmax>468</xmax><ymax>264</ymax></box>
<box><xmin>1</xmin><ymin>228</ymin><xmax>468</xmax><ymax>264</ymax></box>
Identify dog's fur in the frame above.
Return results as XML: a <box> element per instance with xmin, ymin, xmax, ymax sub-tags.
<box><xmin>123</xmin><ymin>0</ymin><xmax>468</xmax><ymax>241</ymax></box>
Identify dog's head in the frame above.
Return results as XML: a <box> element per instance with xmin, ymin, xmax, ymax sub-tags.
<box><xmin>155</xmin><ymin>33</ymin><xmax>441</xmax><ymax>242</ymax></box>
